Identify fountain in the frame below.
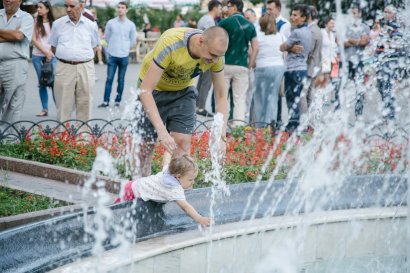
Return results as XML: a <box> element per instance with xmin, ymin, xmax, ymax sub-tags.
<box><xmin>1</xmin><ymin>1</ymin><xmax>410</xmax><ymax>272</ymax></box>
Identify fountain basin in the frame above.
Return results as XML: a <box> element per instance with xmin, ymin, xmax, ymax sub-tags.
<box><xmin>0</xmin><ymin>175</ymin><xmax>407</xmax><ymax>272</ymax></box>
<box><xmin>50</xmin><ymin>207</ymin><xmax>407</xmax><ymax>273</ymax></box>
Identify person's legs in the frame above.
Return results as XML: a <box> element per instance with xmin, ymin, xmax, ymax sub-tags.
<box><xmin>284</xmin><ymin>71</ymin><xmax>297</xmax><ymax>130</ymax></box>
<box><xmin>102</xmin><ymin>56</ymin><xmax>118</xmax><ymax>105</ymax></box>
<box><xmin>231</xmin><ymin>65</ymin><xmax>249</xmax><ymax>126</ymax></box>
<box><xmin>196</xmin><ymin>70</ymin><xmax>212</xmax><ymax>110</ymax></box>
<box><xmin>377</xmin><ymin>60</ymin><xmax>396</xmax><ymax>120</ymax></box>
<box><xmin>50</xmin><ymin>57</ymin><xmax>57</xmax><ymax>106</ymax></box>
<box><xmin>115</xmin><ymin>56</ymin><xmax>129</xmax><ymax>104</ymax></box>
<box><xmin>268</xmin><ymin>66</ymin><xmax>285</xmax><ymax>124</ymax></box>
<box><xmin>245</xmin><ymin>68</ymin><xmax>255</xmax><ymax>119</ymax></box>
<box><xmin>1</xmin><ymin>59</ymin><xmax>29</xmax><ymax>124</ymax></box>
<box><xmin>96</xmin><ymin>46</ymin><xmax>104</xmax><ymax>65</ymax></box>
<box><xmin>277</xmin><ymin>84</ymin><xmax>283</xmax><ymax>126</ymax></box>
<box><xmin>138</xmin><ymin>141</ymin><xmax>155</xmax><ymax>177</ymax></box>
<box><xmin>285</xmin><ymin>70</ymin><xmax>306</xmax><ymax>132</ymax></box>
<box><xmin>170</xmin><ymin>132</ymin><xmax>192</xmax><ymax>156</ymax></box>
<box><xmin>32</xmin><ymin>55</ymin><xmax>49</xmax><ymax>112</ymax></box>
<box><xmin>350</xmin><ymin>61</ymin><xmax>366</xmax><ymax>118</ymax></box>
<box><xmin>223</xmin><ymin>65</ymin><xmax>234</xmax><ymax>118</ymax></box>
<box><xmin>250</xmin><ymin>67</ymin><xmax>266</xmax><ymax>126</ymax></box>
<box><xmin>134</xmin><ymin>101</ymin><xmax>157</xmax><ymax>177</ymax></box>
<box><xmin>75</xmin><ymin>61</ymin><xmax>95</xmax><ymax>125</ymax></box>
<box><xmin>55</xmin><ymin>61</ymin><xmax>77</xmax><ymax>123</ymax></box>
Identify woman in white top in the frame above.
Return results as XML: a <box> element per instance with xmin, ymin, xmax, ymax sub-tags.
<box><xmin>317</xmin><ymin>16</ymin><xmax>337</xmax><ymax>88</ymax></box>
<box><xmin>31</xmin><ymin>0</ymin><xmax>56</xmax><ymax>117</ymax></box>
<box><xmin>250</xmin><ymin>13</ymin><xmax>286</xmax><ymax>127</ymax></box>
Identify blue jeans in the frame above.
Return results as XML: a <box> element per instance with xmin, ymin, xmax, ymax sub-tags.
<box><xmin>32</xmin><ymin>55</ymin><xmax>56</xmax><ymax>110</ymax></box>
<box><xmin>251</xmin><ymin>65</ymin><xmax>285</xmax><ymax>127</ymax></box>
<box><xmin>284</xmin><ymin>70</ymin><xmax>307</xmax><ymax>131</ymax></box>
<box><xmin>103</xmin><ymin>56</ymin><xmax>129</xmax><ymax>103</ymax></box>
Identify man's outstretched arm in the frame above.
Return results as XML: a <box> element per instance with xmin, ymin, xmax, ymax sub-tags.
<box><xmin>139</xmin><ymin>62</ymin><xmax>177</xmax><ymax>154</ymax></box>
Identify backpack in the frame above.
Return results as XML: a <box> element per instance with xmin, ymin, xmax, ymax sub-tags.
<box><xmin>40</xmin><ymin>61</ymin><xmax>54</xmax><ymax>87</ymax></box>
<box><xmin>277</xmin><ymin>19</ymin><xmax>287</xmax><ymax>32</ymax></box>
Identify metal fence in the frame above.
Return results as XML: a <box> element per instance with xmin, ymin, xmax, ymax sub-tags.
<box><xmin>0</xmin><ymin>118</ymin><xmax>408</xmax><ymax>144</ymax></box>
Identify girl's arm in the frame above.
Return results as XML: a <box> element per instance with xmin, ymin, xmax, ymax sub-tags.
<box><xmin>176</xmin><ymin>200</ymin><xmax>211</xmax><ymax>226</ymax></box>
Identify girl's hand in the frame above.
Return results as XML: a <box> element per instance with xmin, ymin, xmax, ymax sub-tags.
<box><xmin>45</xmin><ymin>51</ymin><xmax>54</xmax><ymax>62</ymax></box>
<box><xmin>197</xmin><ymin>216</ymin><xmax>211</xmax><ymax>226</ymax></box>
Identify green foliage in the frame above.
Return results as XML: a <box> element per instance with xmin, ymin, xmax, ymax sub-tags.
<box><xmin>95</xmin><ymin>5</ymin><xmax>203</xmax><ymax>33</ymax></box>
<box><xmin>95</xmin><ymin>6</ymin><xmax>116</xmax><ymax>28</ymax></box>
<box><xmin>0</xmin><ymin>186</ymin><xmax>70</xmax><ymax>217</ymax></box>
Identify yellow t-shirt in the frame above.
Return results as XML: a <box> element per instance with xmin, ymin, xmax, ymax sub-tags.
<box><xmin>138</xmin><ymin>28</ymin><xmax>224</xmax><ymax>91</ymax></box>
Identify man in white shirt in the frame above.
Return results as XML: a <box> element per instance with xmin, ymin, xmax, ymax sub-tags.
<box><xmin>49</xmin><ymin>0</ymin><xmax>99</xmax><ymax>125</ymax></box>
<box><xmin>266</xmin><ymin>0</ymin><xmax>291</xmax><ymax>39</ymax></box>
<box><xmin>98</xmin><ymin>1</ymin><xmax>136</xmax><ymax>108</ymax></box>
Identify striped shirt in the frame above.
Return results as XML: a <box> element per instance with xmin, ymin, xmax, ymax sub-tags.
<box><xmin>138</xmin><ymin>27</ymin><xmax>224</xmax><ymax>91</ymax></box>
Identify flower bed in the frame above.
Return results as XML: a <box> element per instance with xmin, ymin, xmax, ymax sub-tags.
<box><xmin>0</xmin><ymin>126</ymin><xmax>407</xmax><ymax>188</ymax></box>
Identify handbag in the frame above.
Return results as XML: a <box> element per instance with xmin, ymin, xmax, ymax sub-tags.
<box><xmin>40</xmin><ymin>61</ymin><xmax>54</xmax><ymax>87</ymax></box>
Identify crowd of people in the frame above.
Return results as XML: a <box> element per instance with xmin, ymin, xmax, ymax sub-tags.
<box><xmin>0</xmin><ymin>0</ymin><xmax>136</xmax><ymax>127</ymax></box>
<box><xmin>0</xmin><ymin>0</ymin><xmax>407</xmax><ymax>129</ymax></box>
<box><xmin>0</xmin><ymin>0</ymin><xmax>408</xmax><ymax>224</ymax></box>
<box><xmin>204</xmin><ymin>0</ymin><xmax>407</xmax><ymax>133</ymax></box>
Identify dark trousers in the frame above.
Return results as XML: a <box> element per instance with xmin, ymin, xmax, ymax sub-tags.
<box><xmin>349</xmin><ymin>61</ymin><xmax>367</xmax><ymax>117</ymax></box>
<box><xmin>284</xmin><ymin>70</ymin><xmax>307</xmax><ymax>131</ymax></box>
<box><xmin>103</xmin><ymin>56</ymin><xmax>129</xmax><ymax>103</ymax></box>
<box><xmin>377</xmin><ymin>59</ymin><xmax>397</xmax><ymax>120</ymax></box>
<box><xmin>196</xmin><ymin>70</ymin><xmax>212</xmax><ymax>109</ymax></box>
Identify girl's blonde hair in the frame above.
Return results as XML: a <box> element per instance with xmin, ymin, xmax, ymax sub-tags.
<box><xmin>168</xmin><ymin>154</ymin><xmax>198</xmax><ymax>176</ymax></box>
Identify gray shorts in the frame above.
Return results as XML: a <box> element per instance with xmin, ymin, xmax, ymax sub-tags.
<box><xmin>137</xmin><ymin>86</ymin><xmax>198</xmax><ymax>142</ymax></box>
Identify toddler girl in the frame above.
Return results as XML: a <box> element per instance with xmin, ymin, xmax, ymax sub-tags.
<box><xmin>115</xmin><ymin>154</ymin><xmax>210</xmax><ymax>226</ymax></box>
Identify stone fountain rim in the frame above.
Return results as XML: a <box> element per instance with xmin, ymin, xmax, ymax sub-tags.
<box><xmin>49</xmin><ymin>206</ymin><xmax>407</xmax><ymax>273</ymax></box>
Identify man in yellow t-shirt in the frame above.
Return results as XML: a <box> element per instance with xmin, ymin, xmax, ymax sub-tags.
<box><xmin>137</xmin><ymin>26</ymin><xmax>229</xmax><ymax>176</ymax></box>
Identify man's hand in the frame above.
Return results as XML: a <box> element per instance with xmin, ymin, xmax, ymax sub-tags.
<box><xmin>289</xmin><ymin>44</ymin><xmax>304</xmax><ymax>53</ymax></box>
<box><xmin>157</xmin><ymin>130</ymin><xmax>177</xmax><ymax>154</ymax></box>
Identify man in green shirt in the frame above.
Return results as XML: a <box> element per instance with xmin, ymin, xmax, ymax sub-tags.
<box><xmin>219</xmin><ymin>0</ymin><xmax>258</xmax><ymax>126</ymax></box>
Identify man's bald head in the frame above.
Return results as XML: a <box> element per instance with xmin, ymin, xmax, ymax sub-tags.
<box><xmin>203</xmin><ymin>26</ymin><xmax>229</xmax><ymax>49</ymax></box>
<box><xmin>197</xmin><ymin>26</ymin><xmax>229</xmax><ymax>64</ymax></box>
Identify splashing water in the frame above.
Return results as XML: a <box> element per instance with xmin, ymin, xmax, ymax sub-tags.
<box><xmin>244</xmin><ymin>0</ymin><xmax>410</xmax><ymax>271</ymax></box>
<box><xmin>80</xmin><ymin>88</ymin><xmax>147</xmax><ymax>270</ymax></box>
<box><xmin>205</xmin><ymin>112</ymin><xmax>230</xmax><ymax>273</ymax></box>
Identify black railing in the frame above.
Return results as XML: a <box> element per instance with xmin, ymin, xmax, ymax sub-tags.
<box><xmin>0</xmin><ymin>118</ymin><xmax>260</xmax><ymax>143</ymax></box>
<box><xmin>0</xmin><ymin>119</ymin><xmax>408</xmax><ymax>144</ymax></box>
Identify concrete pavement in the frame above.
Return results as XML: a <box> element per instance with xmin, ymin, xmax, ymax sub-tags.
<box><xmin>22</xmin><ymin>62</ymin><xmax>142</xmax><ymax>123</ymax></box>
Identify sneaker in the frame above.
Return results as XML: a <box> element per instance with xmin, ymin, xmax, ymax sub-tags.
<box><xmin>114</xmin><ymin>102</ymin><xmax>120</xmax><ymax>107</ymax></box>
<box><xmin>98</xmin><ymin>102</ymin><xmax>109</xmax><ymax>108</ymax></box>
<box><xmin>196</xmin><ymin>109</ymin><xmax>213</xmax><ymax>118</ymax></box>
